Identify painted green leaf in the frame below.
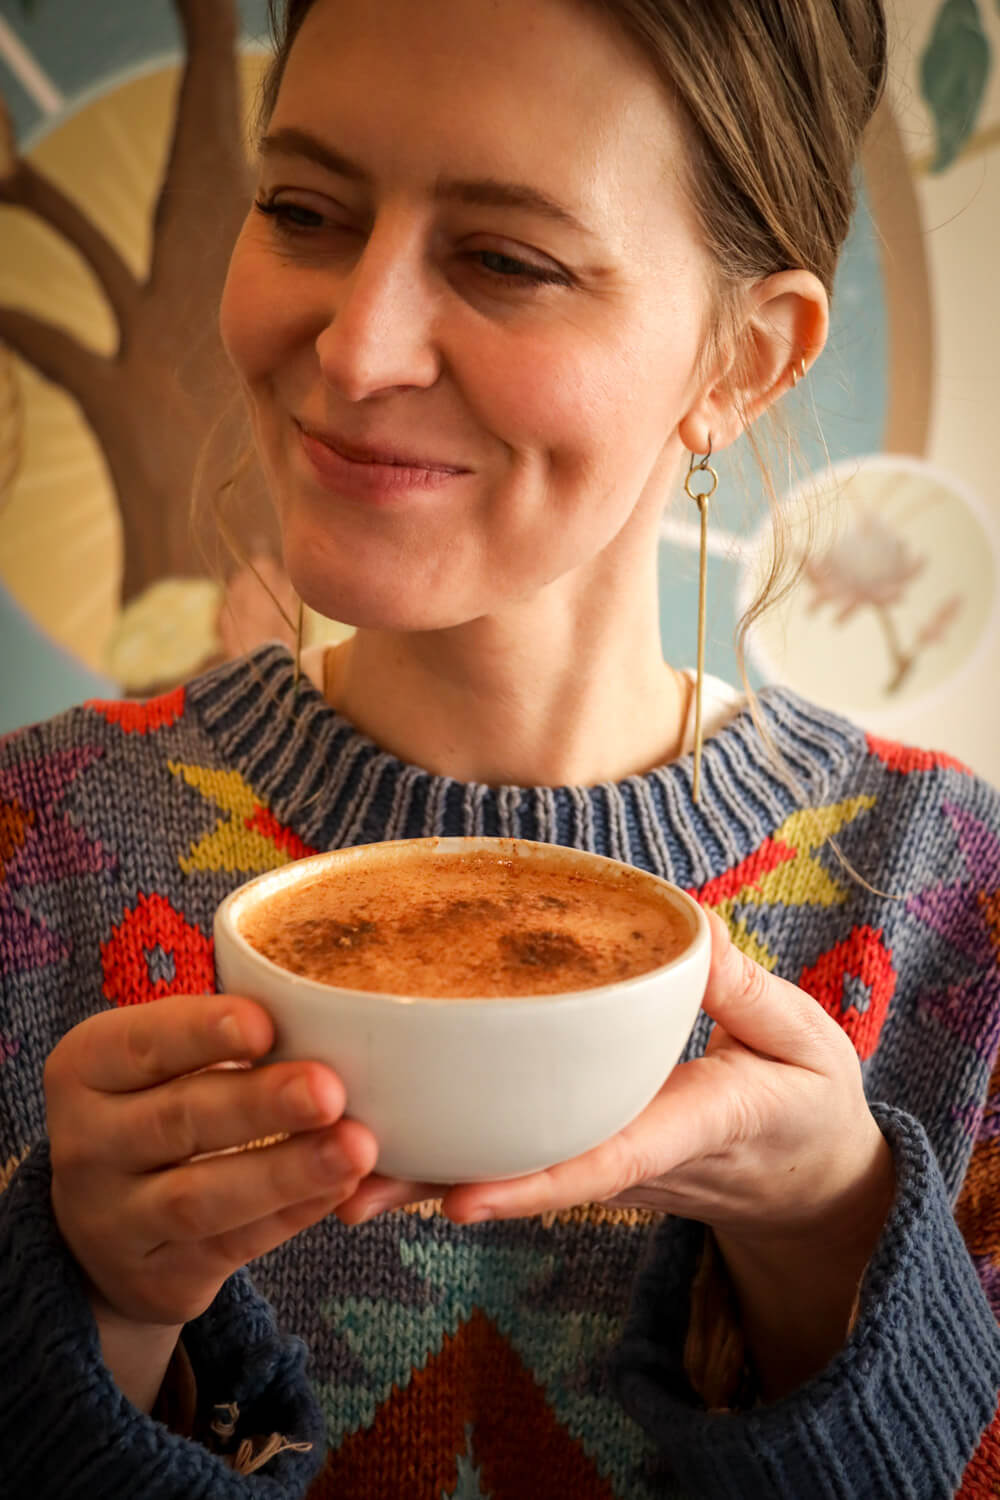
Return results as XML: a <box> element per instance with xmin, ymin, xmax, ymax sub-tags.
<box><xmin>920</xmin><ymin>0</ymin><xmax>992</xmax><ymax>171</ymax></box>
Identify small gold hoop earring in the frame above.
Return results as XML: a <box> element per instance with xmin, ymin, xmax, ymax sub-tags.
<box><xmin>791</xmin><ymin>357</ymin><xmax>807</xmax><ymax>387</ymax></box>
<box><xmin>293</xmin><ymin>597</ymin><xmax>305</xmax><ymax>692</ymax></box>
<box><xmin>684</xmin><ymin>439</ymin><xmax>718</xmax><ymax>804</ymax></box>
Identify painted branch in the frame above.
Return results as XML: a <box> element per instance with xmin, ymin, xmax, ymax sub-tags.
<box><xmin>0</xmin><ymin>159</ymin><xmax>141</xmax><ymax>334</ymax></box>
<box><xmin>0</xmin><ymin>305</ymin><xmax>111</xmax><ymax>403</ymax></box>
<box><xmin>148</xmin><ymin>0</ymin><xmax>251</xmax><ymax>299</ymax></box>
<box><xmin>874</xmin><ymin>605</ymin><xmax>914</xmax><ymax>696</ymax></box>
<box><xmin>0</xmin><ymin>93</ymin><xmax>15</xmax><ymax>178</ymax></box>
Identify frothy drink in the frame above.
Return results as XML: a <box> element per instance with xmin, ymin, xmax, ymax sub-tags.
<box><xmin>238</xmin><ymin>847</ymin><xmax>693</xmax><ymax>998</ymax></box>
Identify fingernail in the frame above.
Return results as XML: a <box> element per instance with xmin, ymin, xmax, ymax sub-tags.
<box><xmin>217</xmin><ymin>1013</ymin><xmax>243</xmax><ymax>1052</ymax></box>
<box><xmin>281</xmin><ymin>1075</ymin><xmax>320</xmax><ymax>1123</ymax></box>
<box><xmin>316</xmin><ymin>1135</ymin><xmax>347</xmax><ymax>1177</ymax></box>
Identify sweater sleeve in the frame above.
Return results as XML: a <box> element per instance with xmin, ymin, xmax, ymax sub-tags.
<box><xmin>0</xmin><ymin>1141</ymin><xmax>325</xmax><ymax>1499</ymax></box>
<box><xmin>610</xmin><ymin>1104</ymin><xmax>1000</xmax><ymax>1499</ymax></box>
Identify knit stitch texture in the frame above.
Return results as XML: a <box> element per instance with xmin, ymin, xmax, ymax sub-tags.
<box><xmin>1</xmin><ymin>642</ymin><xmax>999</xmax><ymax>1498</ymax></box>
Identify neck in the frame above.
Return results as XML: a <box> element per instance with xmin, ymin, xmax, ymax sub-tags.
<box><xmin>308</xmin><ymin>559</ymin><xmax>689</xmax><ymax>788</ymax></box>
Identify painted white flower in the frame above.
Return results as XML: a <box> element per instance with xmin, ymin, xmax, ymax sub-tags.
<box><xmin>803</xmin><ymin>511</ymin><xmax>925</xmax><ymax>622</ymax></box>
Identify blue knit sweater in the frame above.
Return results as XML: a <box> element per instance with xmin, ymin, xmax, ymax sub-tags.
<box><xmin>1</xmin><ymin>642</ymin><xmax>999</xmax><ymax>1498</ymax></box>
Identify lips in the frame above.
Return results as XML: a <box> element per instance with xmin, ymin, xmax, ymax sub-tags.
<box><xmin>294</xmin><ymin>421</ymin><xmax>470</xmax><ymax>499</ymax></box>
<box><xmin>296</xmin><ymin>421</ymin><xmax>469</xmax><ymax>474</ymax></box>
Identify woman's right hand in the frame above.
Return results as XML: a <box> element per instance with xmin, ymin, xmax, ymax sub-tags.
<box><xmin>44</xmin><ymin>993</ymin><xmax>377</xmax><ymax>1402</ymax></box>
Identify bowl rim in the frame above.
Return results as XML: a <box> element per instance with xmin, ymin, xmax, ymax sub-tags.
<box><xmin>214</xmin><ymin>835</ymin><xmax>711</xmax><ymax>1011</ymax></box>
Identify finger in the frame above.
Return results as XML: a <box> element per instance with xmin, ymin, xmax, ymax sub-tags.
<box><xmin>335</xmin><ymin>1173</ymin><xmax>443</xmax><ymax>1226</ymax></box>
<box><xmin>204</xmin><ymin>1189</ymin><xmax>359</xmax><ymax>1270</ymax></box>
<box><xmin>135</xmin><ymin>1189</ymin><xmax>355</xmax><ymax>1325</ymax></box>
<box><xmin>108</xmin><ymin>1059</ymin><xmax>350</xmax><ymax>1172</ymax></box>
<box><xmin>66</xmin><ymin>994</ymin><xmax>276</xmax><ymax>1093</ymax></box>
<box><xmin>138</xmin><ymin>1116</ymin><xmax>379</xmax><ymax>1245</ymax></box>
<box><xmin>439</xmin><ymin>1059</ymin><xmax>729</xmax><ymax>1224</ymax></box>
<box><xmin>700</xmin><ymin>911</ymin><xmax>837</xmax><ymax>1070</ymax></box>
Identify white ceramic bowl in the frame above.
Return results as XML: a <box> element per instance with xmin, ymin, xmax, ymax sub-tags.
<box><xmin>214</xmin><ymin>837</ymin><xmax>710</xmax><ymax>1183</ymax></box>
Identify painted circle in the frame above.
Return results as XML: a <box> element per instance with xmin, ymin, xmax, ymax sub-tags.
<box><xmin>740</xmin><ymin>455</ymin><xmax>997</xmax><ymax>715</ymax></box>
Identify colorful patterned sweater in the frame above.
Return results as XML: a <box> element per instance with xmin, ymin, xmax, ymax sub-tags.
<box><xmin>2</xmin><ymin>642</ymin><xmax>1000</xmax><ymax>1499</ymax></box>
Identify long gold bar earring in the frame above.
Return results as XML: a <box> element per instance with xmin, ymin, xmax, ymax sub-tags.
<box><xmin>684</xmin><ymin>438</ymin><xmax>718</xmax><ymax>803</ymax></box>
<box><xmin>293</xmin><ymin>597</ymin><xmax>304</xmax><ymax>692</ymax></box>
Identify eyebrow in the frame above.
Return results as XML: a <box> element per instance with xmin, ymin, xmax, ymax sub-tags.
<box><xmin>258</xmin><ymin>126</ymin><xmax>594</xmax><ymax>238</ymax></box>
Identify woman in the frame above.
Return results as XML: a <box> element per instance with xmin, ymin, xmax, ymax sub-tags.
<box><xmin>2</xmin><ymin>0</ymin><xmax>998</xmax><ymax>1495</ymax></box>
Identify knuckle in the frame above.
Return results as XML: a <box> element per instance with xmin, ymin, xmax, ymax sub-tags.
<box><xmin>732</xmin><ymin>947</ymin><xmax>767</xmax><ymax>1006</ymax></box>
<box><xmin>597</xmin><ymin>1132</ymin><xmax>644</xmax><ymax>1201</ymax></box>
<box><xmin>723</xmin><ymin>1086</ymin><xmax>760</xmax><ymax>1147</ymax></box>
<box><xmin>802</xmin><ymin>1001</ymin><xmax>837</xmax><ymax>1054</ymax></box>
<box><xmin>301</xmin><ymin>1133</ymin><xmax>355</xmax><ymax>1196</ymax></box>
<box><xmin>162</xmin><ymin>1181</ymin><xmax>210</xmax><ymax>1240</ymax></box>
<box><xmin>153</xmin><ymin>1089</ymin><xmax>200</xmax><ymax>1164</ymax></box>
<box><xmin>122</xmin><ymin>1011</ymin><xmax>161</xmax><ymax>1086</ymax></box>
<box><xmin>828</xmin><ymin>1013</ymin><xmax>863</xmax><ymax>1072</ymax></box>
<box><xmin>42</xmin><ymin>1045</ymin><xmax>66</xmax><ymax>1103</ymax></box>
<box><xmin>44</xmin><ymin>1022</ymin><xmax>90</xmax><ymax>1100</ymax></box>
<box><xmin>254</xmin><ymin>1139</ymin><xmax>300</xmax><ymax>1205</ymax></box>
<box><xmin>45</xmin><ymin>1056</ymin><xmax>91</xmax><ymax>1173</ymax></box>
<box><xmin>49</xmin><ymin>1127</ymin><xmax>89</xmax><ymax>1177</ymax></box>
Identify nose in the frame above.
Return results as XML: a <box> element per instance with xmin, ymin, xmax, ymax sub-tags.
<box><xmin>314</xmin><ymin>215</ymin><xmax>442</xmax><ymax>402</ymax></box>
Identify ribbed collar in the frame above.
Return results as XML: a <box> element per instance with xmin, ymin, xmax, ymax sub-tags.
<box><xmin>187</xmin><ymin>643</ymin><xmax>866</xmax><ymax>889</ymax></box>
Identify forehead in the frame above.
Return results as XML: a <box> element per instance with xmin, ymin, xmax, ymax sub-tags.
<box><xmin>274</xmin><ymin>0</ymin><xmax>695</xmax><ymax>260</ymax></box>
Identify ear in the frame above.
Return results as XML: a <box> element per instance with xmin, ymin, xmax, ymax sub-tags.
<box><xmin>678</xmin><ymin>269</ymin><xmax>829</xmax><ymax>456</ymax></box>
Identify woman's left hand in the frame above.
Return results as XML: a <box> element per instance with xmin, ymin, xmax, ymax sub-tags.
<box><xmin>336</xmin><ymin>911</ymin><xmax>896</xmax><ymax>1396</ymax></box>
<box><xmin>337</xmin><ymin>911</ymin><xmax>892</xmax><ymax>1243</ymax></box>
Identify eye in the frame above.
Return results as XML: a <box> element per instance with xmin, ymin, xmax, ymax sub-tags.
<box><xmin>253</xmin><ymin>194</ymin><xmax>336</xmax><ymax>234</ymax></box>
<box><xmin>473</xmin><ymin>249</ymin><xmax>570</xmax><ymax>288</ymax></box>
<box><xmin>254</xmin><ymin>193</ymin><xmax>572</xmax><ymax>291</ymax></box>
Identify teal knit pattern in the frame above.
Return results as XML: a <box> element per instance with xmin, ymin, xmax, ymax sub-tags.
<box><xmin>1</xmin><ymin>642</ymin><xmax>999</xmax><ymax>1499</ymax></box>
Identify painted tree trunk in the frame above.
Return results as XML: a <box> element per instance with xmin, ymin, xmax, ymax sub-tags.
<box><xmin>0</xmin><ymin>0</ymin><xmax>280</xmax><ymax>605</ymax></box>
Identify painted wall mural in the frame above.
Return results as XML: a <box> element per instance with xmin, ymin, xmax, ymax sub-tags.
<box><xmin>0</xmin><ymin>0</ymin><xmax>998</xmax><ymax>781</ymax></box>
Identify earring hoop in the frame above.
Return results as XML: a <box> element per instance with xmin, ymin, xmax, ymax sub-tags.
<box><xmin>684</xmin><ymin>439</ymin><xmax>718</xmax><ymax>804</ymax></box>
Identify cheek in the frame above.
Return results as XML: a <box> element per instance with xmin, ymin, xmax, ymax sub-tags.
<box><xmin>480</xmin><ymin>323</ymin><xmax>678</xmax><ymax>508</ymax></box>
<box><xmin>467</xmin><ymin>328</ymin><xmax>616</xmax><ymax>468</ymax></box>
<box><xmin>219</xmin><ymin>238</ymin><xmax>289</xmax><ymax>387</ymax></box>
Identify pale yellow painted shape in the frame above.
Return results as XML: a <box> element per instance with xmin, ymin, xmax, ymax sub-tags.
<box><xmin>0</xmin><ymin>57</ymin><xmax>267</xmax><ymax>673</ymax></box>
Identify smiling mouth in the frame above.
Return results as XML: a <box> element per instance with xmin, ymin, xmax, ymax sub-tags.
<box><xmin>294</xmin><ymin>422</ymin><xmax>471</xmax><ymax>498</ymax></box>
<box><xmin>295</xmin><ymin>420</ymin><xmax>469</xmax><ymax>474</ymax></box>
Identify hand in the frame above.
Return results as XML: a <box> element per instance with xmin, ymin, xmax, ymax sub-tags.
<box><xmin>45</xmin><ymin>993</ymin><xmax>378</xmax><ymax>1404</ymax></box>
<box><xmin>339</xmin><ymin>912</ymin><xmax>887</xmax><ymax>1229</ymax></box>
<box><xmin>336</xmin><ymin>914</ymin><xmax>894</xmax><ymax>1391</ymax></box>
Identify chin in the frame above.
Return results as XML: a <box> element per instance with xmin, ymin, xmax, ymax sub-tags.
<box><xmin>291</xmin><ymin>563</ymin><xmax>479</xmax><ymax>636</ymax></box>
<box><xmin>277</xmin><ymin>507</ymin><xmax>477</xmax><ymax>632</ymax></box>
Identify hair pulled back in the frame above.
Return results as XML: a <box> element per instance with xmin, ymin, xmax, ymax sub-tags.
<box><xmin>260</xmin><ymin>0</ymin><xmax>887</xmax><ymax>318</ymax></box>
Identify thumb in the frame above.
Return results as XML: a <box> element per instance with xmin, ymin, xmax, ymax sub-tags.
<box><xmin>701</xmin><ymin>910</ymin><xmax>834</xmax><ymax>1071</ymax></box>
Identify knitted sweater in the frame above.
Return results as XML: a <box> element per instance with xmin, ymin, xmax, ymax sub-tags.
<box><xmin>2</xmin><ymin>642</ymin><xmax>999</xmax><ymax>1499</ymax></box>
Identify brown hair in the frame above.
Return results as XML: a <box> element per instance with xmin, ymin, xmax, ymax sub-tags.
<box><xmin>253</xmin><ymin>0</ymin><xmax>887</xmax><ymax>688</ymax></box>
<box><xmin>262</xmin><ymin>0</ymin><xmax>886</xmax><ymax>300</ymax></box>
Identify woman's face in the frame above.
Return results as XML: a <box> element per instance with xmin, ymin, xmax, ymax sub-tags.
<box><xmin>220</xmin><ymin>0</ymin><xmax>716</xmax><ymax>631</ymax></box>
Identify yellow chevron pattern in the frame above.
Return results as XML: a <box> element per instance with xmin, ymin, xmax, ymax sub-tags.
<box><xmin>713</xmin><ymin>795</ymin><xmax>877</xmax><ymax>972</ymax></box>
<box><xmin>167</xmin><ymin>761</ymin><xmax>293</xmax><ymax>876</ymax></box>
